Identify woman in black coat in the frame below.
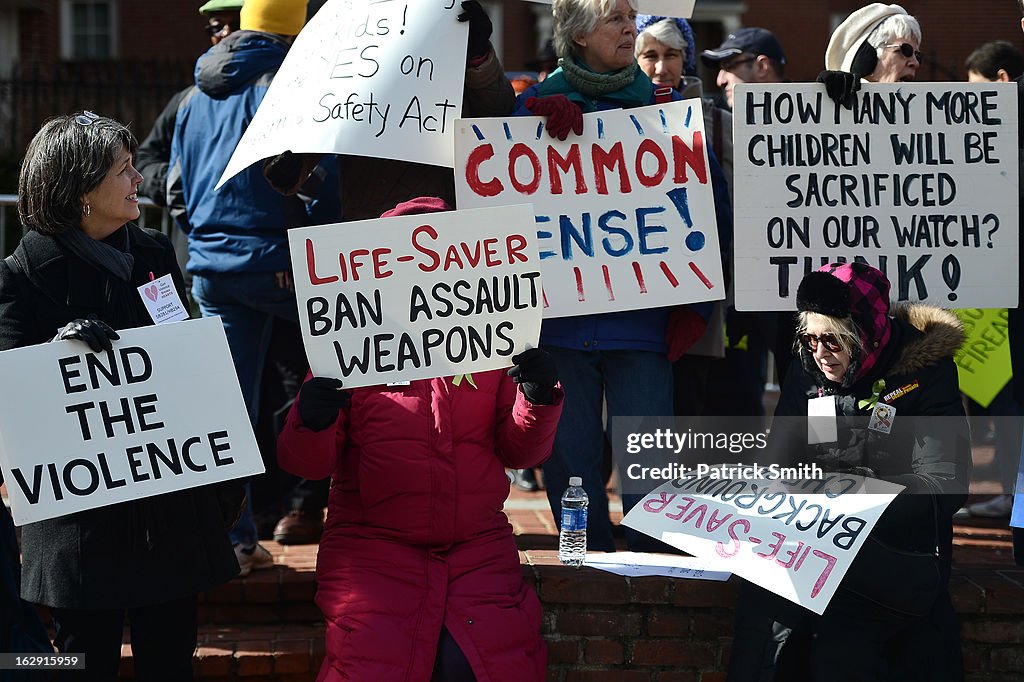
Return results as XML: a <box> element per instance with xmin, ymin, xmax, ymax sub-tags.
<box><xmin>728</xmin><ymin>262</ymin><xmax>971</xmax><ymax>682</ymax></box>
<box><xmin>0</xmin><ymin>112</ymin><xmax>240</xmax><ymax>680</ymax></box>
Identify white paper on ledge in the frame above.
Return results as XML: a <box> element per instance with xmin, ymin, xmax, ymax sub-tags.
<box><xmin>584</xmin><ymin>552</ymin><xmax>732</xmax><ymax>581</ymax></box>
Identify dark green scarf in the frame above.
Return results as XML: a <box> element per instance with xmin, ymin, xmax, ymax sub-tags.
<box><xmin>536</xmin><ymin>56</ymin><xmax>654</xmax><ymax>113</ymax></box>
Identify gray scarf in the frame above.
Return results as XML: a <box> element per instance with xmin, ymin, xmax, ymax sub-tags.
<box><xmin>56</xmin><ymin>224</ymin><xmax>135</xmax><ymax>282</ymax></box>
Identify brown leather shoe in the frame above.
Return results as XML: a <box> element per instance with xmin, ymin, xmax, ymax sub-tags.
<box><xmin>272</xmin><ymin>509</ymin><xmax>323</xmax><ymax>545</ymax></box>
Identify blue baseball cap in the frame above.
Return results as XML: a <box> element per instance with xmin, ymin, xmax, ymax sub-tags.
<box><xmin>701</xmin><ymin>27</ymin><xmax>787</xmax><ymax>67</ymax></box>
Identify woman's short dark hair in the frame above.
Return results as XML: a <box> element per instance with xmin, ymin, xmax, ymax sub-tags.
<box><xmin>17</xmin><ymin>112</ymin><xmax>137</xmax><ymax>235</ymax></box>
<box><xmin>965</xmin><ymin>40</ymin><xmax>1024</xmax><ymax>80</ymax></box>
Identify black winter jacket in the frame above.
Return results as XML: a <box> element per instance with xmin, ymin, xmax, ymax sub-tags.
<box><xmin>771</xmin><ymin>303</ymin><xmax>970</xmax><ymax>575</ymax></box>
<box><xmin>0</xmin><ymin>225</ymin><xmax>239</xmax><ymax>609</ymax></box>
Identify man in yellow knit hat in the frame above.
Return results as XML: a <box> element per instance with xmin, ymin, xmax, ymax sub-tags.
<box><xmin>169</xmin><ymin>0</ymin><xmax>342</xmax><ymax>577</ymax></box>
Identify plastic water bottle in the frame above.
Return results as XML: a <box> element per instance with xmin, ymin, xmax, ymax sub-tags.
<box><xmin>558</xmin><ymin>477</ymin><xmax>588</xmax><ymax>567</ymax></box>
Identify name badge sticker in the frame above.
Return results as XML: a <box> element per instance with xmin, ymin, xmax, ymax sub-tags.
<box><xmin>808</xmin><ymin>395</ymin><xmax>838</xmax><ymax>444</ymax></box>
<box><xmin>137</xmin><ymin>274</ymin><xmax>189</xmax><ymax>325</ymax></box>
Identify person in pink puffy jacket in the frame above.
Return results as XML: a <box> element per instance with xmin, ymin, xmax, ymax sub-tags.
<box><xmin>277</xmin><ymin>197</ymin><xmax>564</xmax><ymax>682</ymax></box>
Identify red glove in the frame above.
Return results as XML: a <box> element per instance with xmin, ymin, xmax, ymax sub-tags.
<box><xmin>524</xmin><ymin>95</ymin><xmax>583</xmax><ymax>141</ymax></box>
<box><xmin>666</xmin><ymin>307</ymin><xmax>709</xmax><ymax>362</ymax></box>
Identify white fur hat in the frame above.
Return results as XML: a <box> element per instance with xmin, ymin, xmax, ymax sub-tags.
<box><xmin>825</xmin><ymin>3</ymin><xmax>908</xmax><ymax>72</ymax></box>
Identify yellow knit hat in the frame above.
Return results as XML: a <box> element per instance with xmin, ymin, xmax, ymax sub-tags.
<box><xmin>240</xmin><ymin>0</ymin><xmax>307</xmax><ymax>36</ymax></box>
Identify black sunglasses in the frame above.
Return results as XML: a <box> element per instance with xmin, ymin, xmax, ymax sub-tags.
<box><xmin>720</xmin><ymin>56</ymin><xmax>757</xmax><ymax>72</ymax></box>
<box><xmin>800</xmin><ymin>332</ymin><xmax>844</xmax><ymax>353</ymax></box>
<box><xmin>883</xmin><ymin>43</ymin><xmax>923</xmax><ymax>63</ymax></box>
<box><xmin>205</xmin><ymin>22</ymin><xmax>232</xmax><ymax>37</ymax></box>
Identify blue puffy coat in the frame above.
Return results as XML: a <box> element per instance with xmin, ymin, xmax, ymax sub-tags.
<box><xmin>168</xmin><ymin>30</ymin><xmax>341</xmax><ymax>274</ymax></box>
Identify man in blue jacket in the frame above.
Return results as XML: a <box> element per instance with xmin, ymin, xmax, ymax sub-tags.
<box><xmin>168</xmin><ymin>0</ymin><xmax>341</xmax><ymax>575</ymax></box>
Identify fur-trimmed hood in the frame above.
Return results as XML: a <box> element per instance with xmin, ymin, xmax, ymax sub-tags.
<box><xmin>797</xmin><ymin>302</ymin><xmax>964</xmax><ymax>389</ymax></box>
<box><xmin>887</xmin><ymin>303</ymin><xmax>965</xmax><ymax>377</ymax></box>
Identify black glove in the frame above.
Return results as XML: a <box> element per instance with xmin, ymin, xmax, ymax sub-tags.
<box><xmin>817</xmin><ymin>69</ymin><xmax>860</xmax><ymax>109</ymax></box>
<box><xmin>458</xmin><ymin>1</ymin><xmax>492</xmax><ymax>60</ymax></box>
<box><xmin>507</xmin><ymin>348</ymin><xmax>558</xmax><ymax>405</ymax></box>
<box><xmin>298</xmin><ymin>377</ymin><xmax>351</xmax><ymax>432</ymax></box>
<box><xmin>264</xmin><ymin>150</ymin><xmax>303</xmax><ymax>195</ymax></box>
<box><xmin>836</xmin><ymin>466</ymin><xmax>876</xmax><ymax>479</ymax></box>
<box><xmin>54</xmin><ymin>317</ymin><xmax>119</xmax><ymax>352</ymax></box>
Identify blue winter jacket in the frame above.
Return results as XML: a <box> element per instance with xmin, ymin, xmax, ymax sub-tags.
<box><xmin>168</xmin><ymin>31</ymin><xmax>341</xmax><ymax>274</ymax></box>
<box><xmin>513</xmin><ymin>73</ymin><xmax>733</xmax><ymax>353</ymax></box>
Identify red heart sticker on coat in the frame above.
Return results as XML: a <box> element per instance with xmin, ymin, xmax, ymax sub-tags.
<box><xmin>144</xmin><ymin>284</ymin><xmax>158</xmax><ymax>302</ymax></box>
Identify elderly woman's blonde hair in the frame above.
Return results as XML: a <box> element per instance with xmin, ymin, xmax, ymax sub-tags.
<box><xmin>795</xmin><ymin>311</ymin><xmax>864</xmax><ymax>358</ymax></box>
<box><xmin>553</xmin><ymin>0</ymin><xmax>639</xmax><ymax>61</ymax></box>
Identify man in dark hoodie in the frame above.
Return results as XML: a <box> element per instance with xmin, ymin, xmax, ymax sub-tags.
<box><xmin>136</xmin><ymin>0</ymin><xmax>243</xmax><ymax>209</ymax></box>
<box><xmin>168</xmin><ymin>0</ymin><xmax>341</xmax><ymax>575</ymax></box>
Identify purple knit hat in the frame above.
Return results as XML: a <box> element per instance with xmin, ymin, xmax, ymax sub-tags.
<box><xmin>796</xmin><ymin>262</ymin><xmax>892</xmax><ymax>382</ymax></box>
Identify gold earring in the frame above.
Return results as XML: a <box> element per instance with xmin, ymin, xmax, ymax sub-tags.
<box><xmin>82</xmin><ymin>203</ymin><xmax>91</xmax><ymax>217</ymax></box>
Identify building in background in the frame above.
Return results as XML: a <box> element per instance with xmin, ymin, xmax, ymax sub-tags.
<box><xmin>500</xmin><ymin>0</ymin><xmax>1024</xmax><ymax>103</ymax></box>
<box><xmin>1</xmin><ymin>0</ymin><xmax>1022</xmax><ymax>187</ymax></box>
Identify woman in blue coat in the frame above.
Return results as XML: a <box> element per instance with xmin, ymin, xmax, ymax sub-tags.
<box><xmin>514</xmin><ymin>0</ymin><xmax>732</xmax><ymax>551</ymax></box>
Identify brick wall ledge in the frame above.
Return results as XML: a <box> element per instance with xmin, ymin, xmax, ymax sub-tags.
<box><xmin>116</xmin><ymin>550</ymin><xmax>1024</xmax><ymax>681</ymax></box>
<box><xmin>521</xmin><ymin>550</ymin><xmax>1024</xmax><ymax>682</ymax></box>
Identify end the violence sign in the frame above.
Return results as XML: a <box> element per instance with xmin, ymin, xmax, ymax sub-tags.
<box><xmin>0</xmin><ymin>317</ymin><xmax>263</xmax><ymax>526</ymax></box>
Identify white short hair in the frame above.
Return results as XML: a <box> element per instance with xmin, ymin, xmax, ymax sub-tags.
<box><xmin>868</xmin><ymin>13</ymin><xmax>922</xmax><ymax>51</ymax></box>
<box><xmin>635</xmin><ymin>18</ymin><xmax>686</xmax><ymax>57</ymax></box>
<box><xmin>553</xmin><ymin>0</ymin><xmax>639</xmax><ymax>61</ymax></box>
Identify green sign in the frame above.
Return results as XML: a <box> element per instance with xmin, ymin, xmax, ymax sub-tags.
<box><xmin>954</xmin><ymin>309</ymin><xmax>1011</xmax><ymax>408</ymax></box>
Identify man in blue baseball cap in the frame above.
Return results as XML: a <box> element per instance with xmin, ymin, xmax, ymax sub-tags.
<box><xmin>701</xmin><ymin>27</ymin><xmax>787</xmax><ymax>109</ymax></box>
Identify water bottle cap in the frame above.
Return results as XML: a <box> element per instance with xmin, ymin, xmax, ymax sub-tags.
<box><xmin>569</xmin><ymin>476</ymin><xmax>582</xmax><ymax>487</ymax></box>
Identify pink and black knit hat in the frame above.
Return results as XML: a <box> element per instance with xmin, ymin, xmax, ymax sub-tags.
<box><xmin>797</xmin><ymin>262</ymin><xmax>893</xmax><ymax>381</ymax></box>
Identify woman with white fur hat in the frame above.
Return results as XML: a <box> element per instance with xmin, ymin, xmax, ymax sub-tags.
<box><xmin>818</xmin><ymin>3</ymin><xmax>923</xmax><ymax>106</ymax></box>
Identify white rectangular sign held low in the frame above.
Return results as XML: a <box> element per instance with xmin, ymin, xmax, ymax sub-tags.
<box><xmin>288</xmin><ymin>204</ymin><xmax>543</xmax><ymax>387</ymax></box>
<box><xmin>217</xmin><ymin>0</ymin><xmax>468</xmax><ymax>187</ymax></box>
<box><xmin>0</xmin><ymin>317</ymin><xmax>264</xmax><ymax>526</ymax></box>
<box><xmin>732</xmin><ymin>82</ymin><xmax>1019</xmax><ymax>310</ymax></box>
<box><xmin>621</xmin><ymin>469</ymin><xmax>903</xmax><ymax>614</ymax></box>
<box><xmin>455</xmin><ymin>100</ymin><xmax>724</xmax><ymax>318</ymax></box>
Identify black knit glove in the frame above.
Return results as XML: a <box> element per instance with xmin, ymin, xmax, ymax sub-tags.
<box><xmin>297</xmin><ymin>377</ymin><xmax>351</xmax><ymax>432</ymax></box>
<box><xmin>836</xmin><ymin>466</ymin><xmax>876</xmax><ymax>479</ymax></box>
<box><xmin>817</xmin><ymin>69</ymin><xmax>860</xmax><ymax>109</ymax></box>
<box><xmin>458</xmin><ymin>1</ymin><xmax>492</xmax><ymax>60</ymax></box>
<box><xmin>264</xmin><ymin>150</ymin><xmax>304</xmax><ymax>195</ymax></box>
<box><xmin>507</xmin><ymin>348</ymin><xmax>558</xmax><ymax>405</ymax></box>
<box><xmin>54</xmin><ymin>317</ymin><xmax>119</xmax><ymax>352</ymax></box>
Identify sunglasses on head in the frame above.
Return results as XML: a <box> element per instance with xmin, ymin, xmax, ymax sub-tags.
<box><xmin>883</xmin><ymin>43</ymin><xmax>923</xmax><ymax>63</ymax></box>
<box><xmin>800</xmin><ymin>332</ymin><xmax>844</xmax><ymax>353</ymax></box>
<box><xmin>74</xmin><ymin>110</ymin><xmax>99</xmax><ymax>126</ymax></box>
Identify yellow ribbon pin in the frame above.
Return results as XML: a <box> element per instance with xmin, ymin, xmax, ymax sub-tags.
<box><xmin>452</xmin><ymin>373</ymin><xmax>477</xmax><ymax>389</ymax></box>
<box><xmin>858</xmin><ymin>378</ymin><xmax>887</xmax><ymax>411</ymax></box>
